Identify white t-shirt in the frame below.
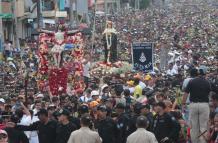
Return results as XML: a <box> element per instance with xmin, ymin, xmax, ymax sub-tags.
<box><xmin>79</xmin><ymin>95</ymin><xmax>92</xmax><ymax>103</ymax></box>
<box><xmin>29</xmin><ymin>116</ymin><xmax>39</xmax><ymax>143</ymax></box>
<box><xmin>18</xmin><ymin>115</ymin><xmax>32</xmax><ymax>138</ymax></box>
<box><xmin>166</xmin><ymin>68</ymin><xmax>178</xmax><ymax>76</ymax></box>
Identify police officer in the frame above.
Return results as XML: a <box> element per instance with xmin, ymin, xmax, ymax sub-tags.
<box><xmin>153</xmin><ymin>102</ymin><xmax>181</xmax><ymax>143</ymax></box>
<box><xmin>140</xmin><ymin>104</ymin><xmax>154</xmax><ymax>132</ymax></box>
<box><xmin>95</xmin><ymin>105</ymin><xmax>119</xmax><ymax>143</ymax></box>
<box><xmin>128</xmin><ymin>103</ymin><xmax>142</xmax><ymax>134</ymax></box>
<box><xmin>56</xmin><ymin>109</ymin><xmax>77</xmax><ymax>143</ymax></box>
<box><xmin>115</xmin><ymin>103</ymin><xmax>130</xmax><ymax>143</ymax></box>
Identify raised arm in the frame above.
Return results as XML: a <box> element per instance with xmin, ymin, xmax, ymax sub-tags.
<box><xmin>16</xmin><ymin>121</ymin><xmax>39</xmax><ymax>131</ymax></box>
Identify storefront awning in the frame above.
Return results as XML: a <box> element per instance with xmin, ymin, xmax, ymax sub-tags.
<box><xmin>0</xmin><ymin>13</ymin><xmax>13</xmax><ymax>19</ymax></box>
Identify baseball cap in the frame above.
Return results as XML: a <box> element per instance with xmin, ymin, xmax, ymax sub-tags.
<box><xmin>91</xmin><ymin>90</ymin><xmax>99</xmax><ymax>96</ymax></box>
<box><xmin>37</xmin><ymin>109</ymin><xmax>48</xmax><ymax>116</ymax></box>
<box><xmin>0</xmin><ymin>98</ymin><xmax>5</xmax><ymax>104</ymax></box>
<box><xmin>78</xmin><ymin>104</ymin><xmax>89</xmax><ymax>113</ymax></box>
<box><xmin>57</xmin><ymin>109</ymin><xmax>70</xmax><ymax>117</ymax></box>
<box><xmin>97</xmin><ymin>105</ymin><xmax>107</xmax><ymax>112</ymax></box>
<box><xmin>36</xmin><ymin>93</ymin><xmax>44</xmax><ymax>98</ymax></box>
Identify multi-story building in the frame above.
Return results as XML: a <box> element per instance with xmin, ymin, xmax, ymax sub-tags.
<box><xmin>0</xmin><ymin>0</ymin><xmax>125</xmax><ymax>43</ymax></box>
<box><xmin>0</xmin><ymin>0</ymin><xmax>13</xmax><ymax>41</ymax></box>
<box><xmin>0</xmin><ymin>0</ymin><xmax>90</xmax><ymax>43</ymax></box>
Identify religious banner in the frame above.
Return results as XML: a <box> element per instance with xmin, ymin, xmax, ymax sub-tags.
<box><xmin>132</xmin><ymin>42</ymin><xmax>154</xmax><ymax>72</ymax></box>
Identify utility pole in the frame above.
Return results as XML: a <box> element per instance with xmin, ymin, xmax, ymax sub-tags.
<box><xmin>37</xmin><ymin>0</ymin><xmax>43</xmax><ymax>29</ymax></box>
<box><xmin>12</xmin><ymin>0</ymin><xmax>20</xmax><ymax>50</ymax></box>
<box><xmin>105</xmin><ymin>0</ymin><xmax>108</xmax><ymax>17</ymax></box>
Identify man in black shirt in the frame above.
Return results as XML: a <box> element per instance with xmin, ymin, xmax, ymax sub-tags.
<box><xmin>13</xmin><ymin>109</ymin><xmax>57</xmax><ymax>143</ymax></box>
<box><xmin>128</xmin><ymin>103</ymin><xmax>141</xmax><ymax>134</ymax></box>
<box><xmin>140</xmin><ymin>104</ymin><xmax>154</xmax><ymax>132</ymax></box>
<box><xmin>153</xmin><ymin>102</ymin><xmax>181</xmax><ymax>143</ymax></box>
<box><xmin>95</xmin><ymin>105</ymin><xmax>119</xmax><ymax>143</ymax></box>
<box><xmin>182</xmin><ymin>68</ymin><xmax>217</xmax><ymax>143</ymax></box>
<box><xmin>115</xmin><ymin>103</ymin><xmax>130</xmax><ymax>143</ymax></box>
<box><xmin>56</xmin><ymin>109</ymin><xmax>77</xmax><ymax>143</ymax></box>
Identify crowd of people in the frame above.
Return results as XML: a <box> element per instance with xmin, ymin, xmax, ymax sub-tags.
<box><xmin>0</xmin><ymin>0</ymin><xmax>218</xmax><ymax>143</ymax></box>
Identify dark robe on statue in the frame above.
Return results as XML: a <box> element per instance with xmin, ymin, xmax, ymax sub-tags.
<box><xmin>103</xmin><ymin>33</ymin><xmax>118</xmax><ymax>63</ymax></box>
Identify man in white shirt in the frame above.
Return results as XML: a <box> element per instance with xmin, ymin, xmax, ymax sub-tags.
<box><xmin>127</xmin><ymin>116</ymin><xmax>158</xmax><ymax>143</ymax></box>
<box><xmin>79</xmin><ymin>89</ymin><xmax>92</xmax><ymax>103</ymax></box>
<box><xmin>173</xmin><ymin>61</ymin><xmax>181</xmax><ymax>73</ymax></box>
<box><xmin>67</xmin><ymin>114</ymin><xmax>102</xmax><ymax>143</ymax></box>
<box><xmin>83</xmin><ymin>54</ymin><xmax>91</xmax><ymax>89</ymax></box>
<box><xmin>167</xmin><ymin>63</ymin><xmax>178</xmax><ymax>76</ymax></box>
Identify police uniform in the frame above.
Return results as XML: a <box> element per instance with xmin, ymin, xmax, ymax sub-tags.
<box><xmin>116</xmin><ymin>113</ymin><xmax>130</xmax><ymax>143</ymax></box>
<box><xmin>55</xmin><ymin>109</ymin><xmax>77</xmax><ymax>143</ymax></box>
<box><xmin>95</xmin><ymin>117</ymin><xmax>119</xmax><ymax>143</ymax></box>
<box><xmin>55</xmin><ymin>122</ymin><xmax>77</xmax><ymax>143</ymax></box>
<box><xmin>128</xmin><ymin>114</ymin><xmax>140</xmax><ymax>134</ymax></box>
<box><xmin>153</xmin><ymin>113</ymin><xmax>181</xmax><ymax>143</ymax></box>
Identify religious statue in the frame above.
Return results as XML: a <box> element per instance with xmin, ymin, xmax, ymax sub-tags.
<box><xmin>103</xmin><ymin>21</ymin><xmax>118</xmax><ymax>64</ymax></box>
<box><xmin>40</xmin><ymin>23</ymin><xmax>79</xmax><ymax>68</ymax></box>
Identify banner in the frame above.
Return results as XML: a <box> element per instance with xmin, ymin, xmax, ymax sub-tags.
<box><xmin>132</xmin><ymin>42</ymin><xmax>154</xmax><ymax>72</ymax></box>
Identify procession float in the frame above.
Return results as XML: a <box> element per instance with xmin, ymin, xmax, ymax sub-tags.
<box><xmin>37</xmin><ymin>22</ymin><xmax>84</xmax><ymax>96</ymax></box>
<box><xmin>90</xmin><ymin>21</ymin><xmax>132</xmax><ymax>77</ymax></box>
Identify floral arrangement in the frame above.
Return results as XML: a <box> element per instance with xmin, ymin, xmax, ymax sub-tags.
<box><xmin>37</xmin><ymin>30</ymin><xmax>85</xmax><ymax>96</ymax></box>
<box><xmin>90</xmin><ymin>61</ymin><xmax>132</xmax><ymax>76</ymax></box>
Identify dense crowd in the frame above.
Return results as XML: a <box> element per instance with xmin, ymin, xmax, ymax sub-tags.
<box><xmin>0</xmin><ymin>0</ymin><xmax>218</xmax><ymax>143</ymax></box>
